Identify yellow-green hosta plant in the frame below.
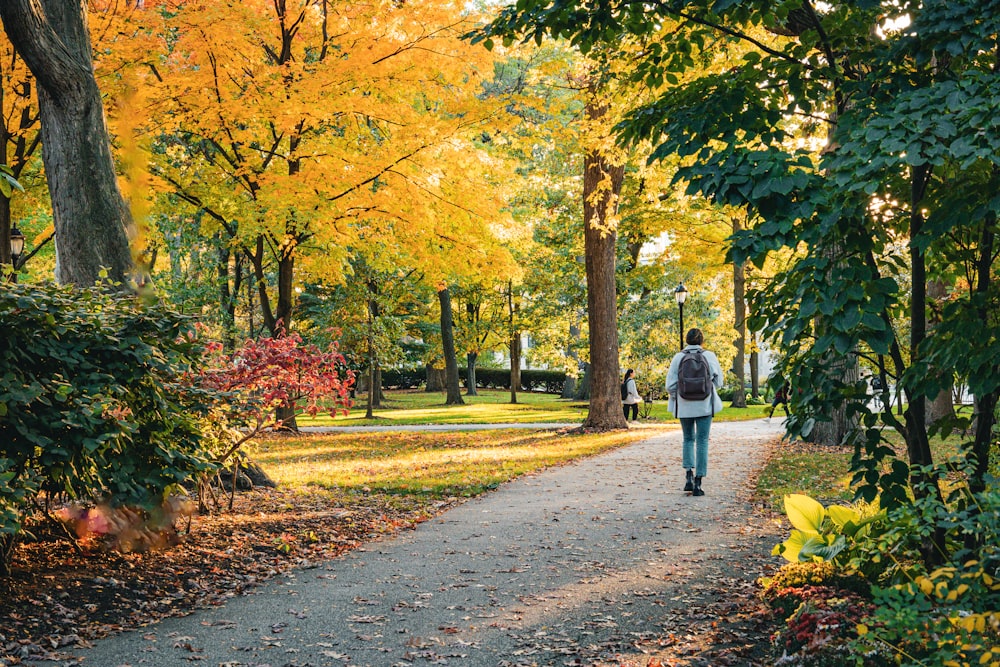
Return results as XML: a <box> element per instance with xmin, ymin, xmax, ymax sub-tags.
<box><xmin>774</xmin><ymin>494</ymin><xmax>886</xmax><ymax>574</ymax></box>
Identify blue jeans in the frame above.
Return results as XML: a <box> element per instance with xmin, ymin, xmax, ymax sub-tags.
<box><xmin>680</xmin><ymin>415</ymin><xmax>712</xmax><ymax>478</ymax></box>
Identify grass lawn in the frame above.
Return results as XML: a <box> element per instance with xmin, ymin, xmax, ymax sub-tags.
<box><xmin>299</xmin><ymin>388</ymin><xmax>772</xmax><ymax>426</ymax></box>
<box><xmin>250</xmin><ymin>427</ymin><xmax>651</xmax><ymax>501</ymax></box>
<box><xmin>754</xmin><ymin>427</ymin><xmax>971</xmax><ymax>513</ymax></box>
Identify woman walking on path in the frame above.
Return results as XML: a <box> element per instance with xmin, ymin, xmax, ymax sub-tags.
<box><xmin>622</xmin><ymin>368</ymin><xmax>642</xmax><ymax>421</ymax></box>
<box><xmin>666</xmin><ymin>328</ymin><xmax>724</xmax><ymax>496</ymax></box>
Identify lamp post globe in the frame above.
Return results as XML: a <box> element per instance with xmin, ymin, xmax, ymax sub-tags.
<box><xmin>674</xmin><ymin>283</ymin><xmax>688</xmax><ymax>351</ymax></box>
<box><xmin>9</xmin><ymin>225</ymin><xmax>24</xmax><ymax>264</ymax></box>
<box><xmin>8</xmin><ymin>226</ymin><xmax>25</xmax><ymax>282</ymax></box>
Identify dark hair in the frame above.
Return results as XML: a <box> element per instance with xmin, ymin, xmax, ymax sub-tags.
<box><xmin>625</xmin><ymin>368</ymin><xmax>634</xmax><ymax>378</ymax></box>
<box><xmin>686</xmin><ymin>328</ymin><xmax>704</xmax><ymax>345</ymax></box>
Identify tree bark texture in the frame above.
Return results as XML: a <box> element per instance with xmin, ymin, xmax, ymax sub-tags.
<box><xmin>425</xmin><ymin>366</ymin><xmax>445</xmax><ymax>392</ymax></box>
<box><xmin>509</xmin><ymin>333</ymin><xmax>521</xmax><ymax>404</ymax></box>
<box><xmin>438</xmin><ymin>287</ymin><xmax>464</xmax><ymax>405</ymax></box>
<box><xmin>0</xmin><ymin>0</ymin><xmax>134</xmax><ymax>286</ymax></box>
<box><xmin>924</xmin><ymin>279</ymin><xmax>955</xmax><ymax>426</ymax></box>
<box><xmin>580</xmin><ymin>97</ymin><xmax>626</xmax><ymax>430</ymax></box>
<box><xmin>0</xmin><ymin>196</ymin><xmax>12</xmax><ymax>267</ymax></box>
<box><xmin>561</xmin><ymin>321</ymin><xmax>581</xmax><ymax>399</ymax></box>
<box><xmin>507</xmin><ymin>283</ymin><xmax>520</xmax><ymax>404</ymax></box>
<box><xmin>730</xmin><ymin>217</ymin><xmax>747</xmax><ymax>408</ymax></box>
<box><xmin>466</xmin><ymin>351</ymin><xmax>479</xmax><ymax>396</ymax></box>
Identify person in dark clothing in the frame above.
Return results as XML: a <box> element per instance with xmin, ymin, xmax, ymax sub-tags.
<box><xmin>622</xmin><ymin>368</ymin><xmax>641</xmax><ymax>421</ymax></box>
<box><xmin>767</xmin><ymin>380</ymin><xmax>790</xmax><ymax>420</ymax></box>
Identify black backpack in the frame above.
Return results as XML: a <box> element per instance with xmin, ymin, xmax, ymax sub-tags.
<box><xmin>621</xmin><ymin>379</ymin><xmax>629</xmax><ymax>400</ymax></box>
<box><xmin>677</xmin><ymin>349</ymin><xmax>712</xmax><ymax>400</ymax></box>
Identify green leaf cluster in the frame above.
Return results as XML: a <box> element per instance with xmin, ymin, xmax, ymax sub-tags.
<box><xmin>0</xmin><ymin>283</ymin><xmax>217</xmax><ymax>569</ymax></box>
<box><xmin>774</xmin><ymin>493</ymin><xmax>886</xmax><ymax>576</ymax></box>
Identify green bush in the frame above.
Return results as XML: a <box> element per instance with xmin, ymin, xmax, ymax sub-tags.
<box><xmin>462</xmin><ymin>368</ymin><xmax>566</xmax><ymax>393</ymax></box>
<box><xmin>379</xmin><ymin>367</ymin><xmax>567</xmax><ymax>393</ymax></box>
<box><xmin>848</xmin><ymin>487</ymin><xmax>1000</xmax><ymax>666</ymax></box>
<box><xmin>0</xmin><ymin>283</ymin><xmax>217</xmax><ymax>571</ymax></box>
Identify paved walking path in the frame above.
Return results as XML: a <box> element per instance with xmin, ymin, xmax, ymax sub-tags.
<box><xmin>74</xmin><ymin>419</ymin><xmax>786</xmax><ymax>667</ymax></box>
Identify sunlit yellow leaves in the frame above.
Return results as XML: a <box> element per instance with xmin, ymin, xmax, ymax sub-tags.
<box><xmin>92</xmin><ymin>0</ymin><xmax>516</xmax><ymax>297</ymax></box>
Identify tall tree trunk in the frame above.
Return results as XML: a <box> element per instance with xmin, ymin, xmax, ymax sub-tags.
<box><xmin>575</xmin><ymin>362</ymin><xmax>592</xmax><ymax>401</ymax></box>
<box><xmin>365</xmin><ymin>362</ymin><xmax>376</xmax><ymax>419</ymax></box>
<box><xmin>508</xmin><ymin>282</ymin><xmax>520</xmax><ymax>404</ymax></box>
<box><xmin>925</xmin><ymin>278</ymin><xmax>955</xmax><ymax>426</ymax></box>
<box><xmin>0</xmin><ymin>196</ymin><xmax>11</xmax><ymax>268</ymax></box>
<box><xmin>561</xmin><ymin>321</ymin><xmax>581</xmax><ymax>399</ymax></box>
<box><xmin>902</xmin><ymin>163</ymin><xmax>946</xmax><ymax>566</ymax></box>
<box><xmin>270</xmin><ymin>247</ymin><xmax>298</xmax><ymax>430</ymax></box>
<box><xmin>968</xmin><ymin>207</ymin><xmax>997</xmax><ymax>511</ymax></box>
<box><xmin>730</xmin><ymin>217</ymin><xmax>747</xmax><ymax>408</ymax></box>
<box><xmin>580</xmin><ymin>94</ymin><xmax>626</xmax><ymax>430</ymax></box>
<box><xmin>1</xmin><ymin>0</ymin><xmax>133</xmax><ymax>286</ymax></box>
<box><xmin>467</xmin><ymin>351</ymin><xmax>479</xmax><ymax>396</ymax></box>
<box><xmin>425</xmin><ymin>365</ymin><xmax>445</xmax><ymax>392</ymax></box>
<box><xmin>218</xmin><ymin>241</ymin><xmax>242</xmax><ymax>352</ymax></box>
<box><xmin>465</xmin><ymin>300</ymin><xmax>480</xmax><ymax>396</ymax></box>
<box><xmin>0</xmin><ymin>61</ymin><xmax>40</xmax><ymax>270</ymax></box>
<box><xmin>439</xmin><ymin>287</ymin><xmax>464</xmax><ymax>405</ymax></box>
<box><xmin>509</xmin><ymin>333</ymin><xmax>521</xmax><ymax>404</ymax></box>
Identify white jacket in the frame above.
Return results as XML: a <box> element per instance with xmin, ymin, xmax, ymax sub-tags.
<box><xmin>623</xmin><ymin>377</ymin><xmax>641</xmax><ymax>405</ymax></box>
<box><xmin>666</xmin><ymin>345</ymin><xmax>724</xmax><ymax>418</ymax></box>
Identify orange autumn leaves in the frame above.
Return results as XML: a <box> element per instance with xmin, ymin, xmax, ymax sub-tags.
<box><xmin>92</xmin><ymin>0</ymin><xmax>518</xmax><ymax>287</ymax></box>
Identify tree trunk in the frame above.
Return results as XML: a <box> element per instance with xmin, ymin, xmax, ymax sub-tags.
<box><xmin>0</xmin><ymin>196</ymin><xmax>12</xmax><ymax>268</ymax></box>
<box><xmin>0</xmin><ymin>57</ymin><xmax>40</xmax><ymax>271</ymax></box>
<box><xmin>580</xmin><ymin>95</ymin><xmax>626</xmax><ymax>430</ymax></box>
<box><xmin>466</xmin><ymin>351</ymin><xmax>479</xmax><ymax>396</ymax></box>
<box><xmin>575</xmin><ymin>362</ymin><xmax>592</xmax><ymax>401</ymax></box>
<box><xmin>218</xmin><ymin>240</ymin><xmax>242</xmax><ymax>352</ymax></box>
<box><xmin>730</xmin><ymin>216</ymin><xmax>748</xmax><ymax>408</ymax></box>
<box><xmin>0</xmin><ymin>0</ymin><xmax>134</xmax><ymax>286</ymax></box>
<box><xmin>365</xmin><ymin>362</ymin><xmax>375</xmax><ymax>419</ymax></box>
<box><xmin>966</xmin><ymin>209</ymin><xmax>1000</xmax><ymax>500</ymax></box>
<box><xmin>749</xmin><ymin>335</ymin><xmax>760</xmax><ymax>399</ymax></box>
<box><xmin>374</xmin><ymin>367</ymin><xmax>384</xmax><ymax>406</ymax></box>
<box><xmin>426</xmin><ymin>365</ymin><xmax>445</xmax><ymax>392</ymax></box>
<box><xmin>903</xmin><ymin>163</ymin><xmax>946</xmax><ymax>567</ymax></box>
<box><xmin>925</xmin><ymin>278</ymin><xmax>955</xmax><ymax>426</ymax></box>
<box><xmin>561</xmin><ymin>321</ymin><xmax>581</xmax><ymax>399</ymax></box>
<box><xmin>510</xmin><ymin>333</ymin><xmax>521</xmax><ymax>404</ymax></box>
<box><xmin>507</xmin><ymin>281</ymin><xmax>520</xmax><ymax>403</ymax></box>
<box><xmin>439</xmin><ymin>287</ymin><xmax>464</xmax><ymax>405</ymax></box>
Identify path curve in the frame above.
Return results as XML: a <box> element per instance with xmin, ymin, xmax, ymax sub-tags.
<box><xmin>74</xmin><ymin>419</ymin><xmax>785</xmax><ymax>667</ymax></box>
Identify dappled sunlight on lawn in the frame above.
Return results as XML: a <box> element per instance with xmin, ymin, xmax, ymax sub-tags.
<box><xmin>254</xmin><ymin>429</ymin><xmax>646</xmax><ymax>495</ymax></box>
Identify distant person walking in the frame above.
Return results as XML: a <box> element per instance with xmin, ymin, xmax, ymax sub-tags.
<box><xmin>621</xmin><ymin>368</ymin><xmax>641</xmax><ymax>421</ymax></box>
<box><xmin>666</xmin><ymin>328</ymin><xmax>724</xmax><ymax>496</ymax></box>
<box><xmin>767</xmin><ymin>379</ymin><xmax>790</xmax><ymax>420</ymax></box>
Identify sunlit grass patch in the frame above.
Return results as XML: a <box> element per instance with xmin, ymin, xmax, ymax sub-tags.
<box><xmin>300</xmin><ymin>388</ymin><xmax>772</xmax><ymax>426</ymax></box>
<box><xmin>756</xmin><ymin>440</ymin><xmax>855</xmax><ymax>512</ymax></box>
<box><xmin>251</xmin><ymin>428</ymin><xmax>651</xmax><ymax>499</ymax></box>
<box><xmin>755</xmin><ymin>426</ymin><xmax>975</xmax><ymax>513</ymax></box>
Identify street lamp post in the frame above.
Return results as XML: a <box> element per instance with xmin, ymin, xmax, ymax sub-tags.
<box><xmin>9</xmin><ymin>225</ymin><xmax>25</xmax><ymax>283</ymax></box>
<box><xmin>674</xmin><ymin>282</ymin><xmax>688</xmax><ymax>350</ymax></box>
